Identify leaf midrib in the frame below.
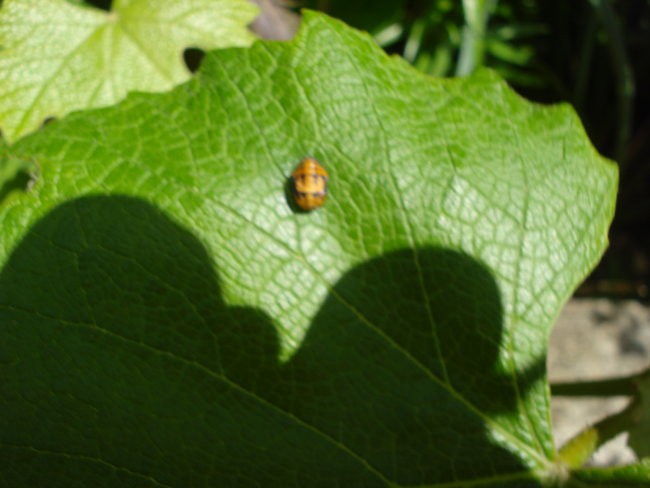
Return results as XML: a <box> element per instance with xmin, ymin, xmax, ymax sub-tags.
<box><xmin>210</xmin><ymin>197</ymin><xmax>548</xmax><ymax>466</ymax></box>
<box><xmin>3</xmin><ymin>299</ymin><xmax>548</xmax><ymax>487</ymax></box>
<box><xmin>1</xmin><ymin>302</ymin><xmax>393</xmax><ymax>486</ymax></box>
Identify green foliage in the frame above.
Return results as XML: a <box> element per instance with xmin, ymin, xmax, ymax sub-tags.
<box><xmin>0</xmin><ymin>7</ymin><xmax>632</xmax><ymax>487</ymax></box>
<box><xmin>0</xmin><ymin>0</ymin><xmax>258</xmax><ymax>143</ymax></box>
<box><xmin>629</xmin><ymin>373</ymin><xmax>650</xmax><ymax>459</ymax></box>
<box><xmin>306</xmin><ymin>0</ymin><xmax>548</xmax><ymax>83</ymax></box>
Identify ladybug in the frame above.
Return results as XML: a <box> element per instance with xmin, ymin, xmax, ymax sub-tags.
<box><xmin>290</xmin><ymin>157</ymin><xmax>329</xmax><ymax>211</ymax></box>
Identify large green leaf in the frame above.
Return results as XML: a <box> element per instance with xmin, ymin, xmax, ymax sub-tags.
<box><xmin>0</xmin><ymin>10</ymin><xmax>623</xmax><ymax>487</ymax></box>
<box><xmin>0</xmin><ymin>0</ymin><xmax>258</xmax><ymax>143</ymax></box>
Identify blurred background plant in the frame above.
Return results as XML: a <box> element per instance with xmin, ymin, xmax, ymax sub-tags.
<box><xmin>300</xmin><ymin>0</ymin><xmax>650</xmax><ymax>299</ymax></box>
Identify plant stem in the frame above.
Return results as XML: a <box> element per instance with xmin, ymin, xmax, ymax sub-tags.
<box><xmin>574</xmin><ymin>9</ymin><xmax>598</xmax><ymax>113</ymax></box>
<box><xmin>404</xmin><ymin>18</ymin><xmax>426</xmax><ymax>63</ymax></box>
<box><xmin>588</xmin><ymin>0</ymin><xmax>635</xmax><ymax>165</ymax></box>
<box><xmin>551</xmin><ymin>369</ymin><xmax>648</xmax><ymax>397</ymax></box>
<box><xmin>455</xmin><ymin>0</ymin><xmax>498</xmax><ymax>76</ymax></box>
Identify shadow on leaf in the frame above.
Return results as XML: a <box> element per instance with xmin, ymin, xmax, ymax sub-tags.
<box><xmin>270</xmin><ymin>247</ymin><xmax>546</xmax><ymax>485</ymax></box>
<box><xmin>0</xmin><ymin>195</ymin><xmax>544</xmax><ymax>487</ymax></box>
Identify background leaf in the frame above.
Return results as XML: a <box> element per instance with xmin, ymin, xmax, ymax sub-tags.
<box><xmin>0</xmin><ymin>0</ymin><xmax>258</xmax><ymax>143</ymax></box>
<box><xmin>0</xmin><ymin>10</ymin><xmax>619</xmax><ymax>487</ymax></box>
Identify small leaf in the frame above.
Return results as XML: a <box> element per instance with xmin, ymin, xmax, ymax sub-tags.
<box><xmin>558</xmin><ymin>427</ymin><xmax>599</xmax><ymax>468</ymax></box>
<box><xmin>0</xmin><ymin>0</ymin><xmax>258</xmax><ymax>143</ymax></box>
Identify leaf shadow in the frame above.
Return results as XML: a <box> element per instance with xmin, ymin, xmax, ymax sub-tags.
<box><xmin>0</xmin><ymin>195</ymin><xmax>545</xmax><ymax>487</ymax></box>
<box><xmin>0</xmin><ymin>156</ymin><xmax>38</xmax><ymax>205</ymax></box>
<box><xmin>269</xmin><ymin>247</ymin><xmax>547</xmax><ymax>485</ymax></box>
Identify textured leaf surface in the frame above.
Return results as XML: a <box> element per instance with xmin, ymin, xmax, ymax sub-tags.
<box><xmin>0</xmin><ymin>0</ymin><xmax>258</xmax><ymax>143</ymax></box>
<box><xmin>0</xmin><ymin>11</ymin><xmax>618</xmax><ymax>487</ymax></box>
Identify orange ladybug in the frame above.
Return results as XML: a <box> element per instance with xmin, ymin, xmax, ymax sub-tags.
<box><xmin>291</xmin><ymin>157</ymin><xmax>329</xmax><ymax>211</ymax></box>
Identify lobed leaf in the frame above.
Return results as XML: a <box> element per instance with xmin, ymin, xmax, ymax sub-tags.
<box><xmin>0</xmin><ymin>10</ymin><xmax>623</xmax><ymax>487</ymax></box>
<box><xmin>0</xmin><ymin>0</ymin><xmax>258</xmax><ymax>142</ymax></box>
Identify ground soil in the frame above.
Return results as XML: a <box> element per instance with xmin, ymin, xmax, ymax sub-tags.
<box><xmin>549</xmin><ymin>298</ymin><xmax>650</xmax><ymax>465</ymax></box>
